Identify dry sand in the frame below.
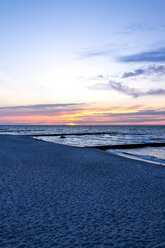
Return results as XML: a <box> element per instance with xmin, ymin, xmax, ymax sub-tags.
<box><xmin>0</xmin><ymin>135</ymin><xmax>165</xmax><ymax>247</ymax></box>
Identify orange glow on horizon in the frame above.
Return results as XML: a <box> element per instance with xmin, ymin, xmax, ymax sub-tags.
<box><xmin>0</xmin><ymin>104</ymin><xmax>165</xmax><ymax>125</ymax></box>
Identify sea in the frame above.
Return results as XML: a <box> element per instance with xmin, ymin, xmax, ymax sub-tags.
<box><xmin>0</xmin><ymin>125</ymin><xmax>165</xmax><ymax>165</ymax></box>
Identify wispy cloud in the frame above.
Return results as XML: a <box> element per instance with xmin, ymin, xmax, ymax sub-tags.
<box><xmin>0</xmin><ymin>103</ymin><xmax>84</xmax><ymax>110</ymax></box>
<box><xmin>118</xmin><ymin>23</ymin><xmax>154</xmax><ymax>35</ymax></box>
<box><xmin>79</xmin><ymin>46</ymin><xmax>165</xmax><ymax>64</ymax></box>
<box><xmin>0</xmin><ymin>103</ymin><xmax>86</xmax><ymax>117</ymax></box>
<box><xmin>122</xmin><ymin>65</ymin><xmax>165</xmax><ymax>78</ymax></box>
<box><xmin>91</xmin><ymin>80</ymin><xmax>165</xmax><ymax>98</ymax></box>
<box><xmin>109</xmin><ymin>109</ymin><xmax>165</xmax><ymax>116</ymax></box>
<box><xmin>79</xmin><ymin>48</ymin><xmax>112</xmax><ymax>59</ymax></box>
<box><xmin>75</xmin><ymin>118</ymin><xmax>165</xmax><ymax>125</ymax></box>
<box><xmin>89</xmin><ymin>75</ymin><xmax>105</xmax><ymax>80</ymax></box>
<box><xmin>77</xmin><ymin>43</ymin><xmax>123</xmax><ymax>59</ymax></box>
<box><xmin>118</xmin><ymin>47</ymin><xmax>165</xmax><ymax>63</ymax></box>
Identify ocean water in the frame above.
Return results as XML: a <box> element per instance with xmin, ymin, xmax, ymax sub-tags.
<box><xmin>0</xmin><ymin>125</ymin><xmax>165</xmax><ymax>164</ymax></box>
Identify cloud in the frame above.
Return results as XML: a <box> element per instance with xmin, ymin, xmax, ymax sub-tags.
<box><xmin>91</xmin><ymin>80</ymin><xmax>165</xmax><ymax>98</ymax></box>
<box><xmin>0</xmin><ymin>103</ymin><xmax>86</xmax><ymax>117</ymax></box>
<box><xmin>126</xmin><ymin>23</ymin><xmax>154</xmax><ymax>32</ymax></box>
<box><xmin>0</xmin><ymin>102</ymin><xmax>164</xmax><ymax>125</ymax></box>
<box><xmin>122</xmin><ymin>65</ymin><xmax>165</xmax><ymax>78</ymax></box>
<box><xmin>144</xmin><ymin>88</ymin><xmax>165</xmax><ymax>96</ymax></box>
<box><xmin>101</xmin><ymin>109</ymin><xmax>165</xmax><ymax>124</ymax></box>
<box><xmin>118</xmin><ymin>47</ymin><xmax>165</xmax><ymax>63</ymax></box>
<box><xmin>78</xmin><ymin>43</ymin><xmax>122</xmax><ymax>59</ymax></box>
<box><xmin>67</xmin><ymin>108</ymin><xmax>165</xmax><ymax>125</ymax></box>
<box><xmin>79</xmin><ymin>48</ymin><xmax>112</xmax><ymax>59</ymax></box>
<box><xmin>0</xmin><ymin>103</ymin><xmax>84</xmax><ymax>110</ymax></box>
<box><xmin>118</xmin><ymin>23</ymin><xmax>154</xmax><ymax>35</ymax></box>
<box><xmin>122</xmin><ymin>69</ymin><xmax>145</xmax><ymax>78</ymax></box>
<box><xmin>75</xmin><ymin>118</ymin><xmax>165</xmax><ymax>124</ymax></box>
<box><xmin>90</xmin><ymin>75</ymin><xmax>105</xmax><ymax>80</ymax></box>
<box><xmin>109</xmin><ymin>109</ymin><xmax>165</xmax><ymax>116</ymax></box>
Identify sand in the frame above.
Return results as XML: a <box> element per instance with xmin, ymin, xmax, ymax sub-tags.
<box><xmin>0</xmin><ymin>135</ymin><xmax>165</xmax><ymax>248</ymax></box>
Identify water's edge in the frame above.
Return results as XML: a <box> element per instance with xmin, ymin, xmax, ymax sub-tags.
<box><xmin>34</xmin><ymin>136</ymin><xmax>165</xmax><ymax>166</ymax></box>
<box><xmin>106</xmin><ymin>149</ymin><xmax>165</xmax><ymax>166</ymax></box>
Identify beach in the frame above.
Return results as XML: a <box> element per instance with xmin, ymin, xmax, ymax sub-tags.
<box><xmin>0</xmin><ymin>135</ymin><xmax>165</xmax><ymax>247</ymax></box>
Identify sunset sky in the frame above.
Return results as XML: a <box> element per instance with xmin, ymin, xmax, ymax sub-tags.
<box><xmin>0</xmin><ymin>0</ymin><xmax>165</xmax><ymax>124</ymax></box>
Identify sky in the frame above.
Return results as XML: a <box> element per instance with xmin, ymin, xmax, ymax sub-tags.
<box><xmin>0</xmin><ymin>0</ymin><xmax>165</xmax><ymax>125</ymax></box>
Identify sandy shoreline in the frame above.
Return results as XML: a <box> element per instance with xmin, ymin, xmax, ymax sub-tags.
<box><xmin>0</xmin><ymin>135</ymin><xmax>165</xmax><ymax>247</ymax></box>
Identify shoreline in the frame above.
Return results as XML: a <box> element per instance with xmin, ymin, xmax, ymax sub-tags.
<box><xmin>1</xmin><ymin>132</ymin><xmax>165</xmax><ymax>167</ymax></box>
<box><xmin>106</xmin><ymin>148</ymin><xmax>165</xmax><ymax>166</ymax></box>
<box><xmin>0</xmin><ymin>134</ymin><xmax>165</xmax><ymax>247</ymax></box>
<box><xmin>34</xmin><ymin>135</ymin><xmax>165</xmax><ymax>167</ymax></box>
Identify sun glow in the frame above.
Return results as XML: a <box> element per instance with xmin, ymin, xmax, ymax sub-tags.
<box><xmin>66</xmin><ymin>123</ymin><xmax>76</xmax><ymax>126</ymax></box>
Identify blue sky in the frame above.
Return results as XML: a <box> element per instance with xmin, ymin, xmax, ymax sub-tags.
<box><xmin>0</xmin><ymin>0</ymin><xmax>165</xmax><ymax>124</ymax></box>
